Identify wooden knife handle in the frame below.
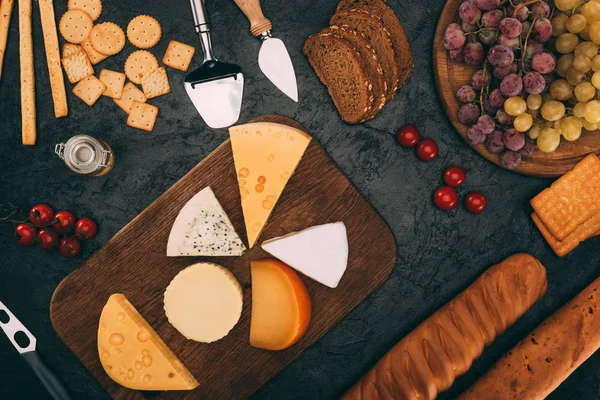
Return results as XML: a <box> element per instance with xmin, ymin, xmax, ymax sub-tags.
<box><xmin>233</xmin><ymin>0</ymin><xmax>272</xmax><ymax>37</ymax></box>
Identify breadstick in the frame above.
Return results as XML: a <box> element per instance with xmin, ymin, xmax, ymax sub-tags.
<box><xmin>343</xmin><ymin>254</ymin><xmax>547</xmax><ymax>400</ymax></box>
<box><xmin>19</xmin><ymin>0</ymin><xmax>36</xmax><ymax>145</ymax></box>
<box><xmin>38</xmin><ymin>0</ymin><xmax>67</xmax><ymax>118</ymax></box>
<box><xmin>460</xmin><ymin>276</ymin><xmax>600</xmax><ymax>400</ymax></box>
<box><xmin>0</xmin><ymin>0</ymin><xmax>14</xmax><ymax>79</ymax></box>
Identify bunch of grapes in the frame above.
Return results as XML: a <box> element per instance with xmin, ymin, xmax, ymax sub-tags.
<box><xmin>444</xmin><ymin>0</ymin><xmax>556</xmax><ymax>169</ymax></box>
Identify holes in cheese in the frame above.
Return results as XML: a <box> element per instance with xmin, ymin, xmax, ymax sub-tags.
<box><xmin>229</xmin><ymin>122</ymin><xmax>312</xmax><ymax>248</ymax></box>
<box><xmin>97</xmin><ymin>294</ymin><xmax>199</xmax><ymax>391</ymax></box>
<box><xmin>164</xmin><ymin>263</ymin><xmax>243</xmax><ymax>343</ymax></box>
<box><xmin>250</xmin><ymin>259</ymin><xmax>312</xmax><ymax>351</ymax></box>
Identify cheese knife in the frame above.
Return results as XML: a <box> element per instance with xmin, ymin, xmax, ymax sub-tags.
<box><xmin>233</xmin><ymin>0</ymin><xmax>298</xmax><ymax>102</ymax></box>
<box><xmin>0</xmin><ymin>301</ymin><xmax>71</xmax><ymax>400</ymax></box>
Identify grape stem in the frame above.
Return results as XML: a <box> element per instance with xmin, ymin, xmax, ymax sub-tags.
<box><xmin>511</xmin><ymin>0</ymin><xmax>541</xmax><ymax>17</ymax></box>
<box><xmin>521</xmin><ymin>14</ymin><xmax>538</xmax><ymax>71</ymax></box>
<box><xmin>480</xmin><ymin>64</ymin><xmax>489</xmax><ymax>116</ymax></box>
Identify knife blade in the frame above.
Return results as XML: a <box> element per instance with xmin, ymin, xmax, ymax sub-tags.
<box><xmin>233</xmin><ymin>0</ymin><xmax>298</xmax><ymax>102</ymax></box>
<box><xmin>0</xmin><ymin>301</ymin><xmax>71</xmax><ymax>400</ymax></box>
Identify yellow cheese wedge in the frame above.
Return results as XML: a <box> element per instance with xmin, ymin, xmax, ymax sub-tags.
<box><xmin>97</xmin><ymin>294</ymin><xmax>199</xmax><ymax>391</ymax></box>
<box><xmin>164</xmin><ymin>263</ymin><xmax>243</xmax><ymax>343</ymax></box>
<box><xmin>229</xmin><ymin>122</ymin><xmax>312</xmax><ymax>247</ymax></box>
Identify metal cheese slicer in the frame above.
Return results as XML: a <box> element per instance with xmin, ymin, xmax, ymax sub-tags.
<box><xmin>185</xmin><ymin>0</ymin><xmax>244</xmax><ymax>129</ymax></box>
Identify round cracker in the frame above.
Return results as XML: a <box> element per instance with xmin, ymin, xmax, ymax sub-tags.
<box><xmin>59</xmin><ymin>9</ymin><xmax>93</xmax><ymax>44</ymax></box>
<box><xmin>68</xmin><ymin>0</ymin><xmax>103</xmax><ymax>21</ymax></box>
<box><xmin>90</xmin><ymin>22</ymin><xmax>126</xmax><ymax>56</ymax></box>
<box><xmin>124</xmin><ymin>50</ymin><xmax>159</xmax><ymax>84</ymax></box>
<box><xmin>127</xmin><ymin>15</ymin><xmax>162</xmax><ymax>49</ymax></box>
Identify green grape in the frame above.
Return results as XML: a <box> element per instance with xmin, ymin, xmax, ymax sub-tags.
<box><xmin>556</xmin><ymin>0</ymin><xmax>581</xmax><ymax>11</ymax></box>
<box><xmin>582</xmin><ymin>1</ymin><xmax>600</xmax><ymax>23</ymax></box>
<box><xmin>583</xmin><ymin>119</ymin><xmax>599</xmax><ymax>130</ymax></box>
<box><xmin>550</xmin><ymin>79</ymin><xmax>574</xmax><ymax>100</ymax></box>
<box><xmin>589</xmin><ymin>21</ymin><xmax>600</xmax><ymax>44</ymax></box>
<box><xmin>580</xmin><ymin>25</ymin><xmax>591</xmax><ymax>41</ymax></box>
<box><xmin>574</xmin><ymin>101</ymin><xmax>588</xmax><ymax>118</ymax></box>
<box><xmin>566</xmin><ymin>67</ymin><xmax>586</xmax><ymax>85</ymax></box>
<box><xmin>561</xmin><ymin>116</ymin><xmax>583</xmax><ymax>141</ymax></box>
<box><xmin>556</xmin><ymin>33</ymin><xmax>580</xmax><ymax>53</ymax></box>
<box><xmin>567</xmin><ymin>14</ymin><xmax>587</xmax><ymax>33</ymax></box>
<box><xmin>557</xmin><ymin>54</ymin><xmax>575</xmax><ymax>77</ymax></box>
<box><xmin>528</xmin><ymin>123</ymin><xmax>544</xmax><ymax>139</ymax></box>
<box><xmin>584</xmin><ymin>100</ymin><xmax>600</xmax><ymax>123</ymax></box>
<box><xmin>527</xmin><ymin>94</ymin><xmax>543</xmax><ymax>111</ymax></box>
<box><xmin>593</xmin><ymin>55</ymin><xmax>600</xmax><ymax>70</ymax></box>
<box><xmin>542</xmin><ymin>93</ymin><xmax>555</xmax><ymax>103</ymax></box>
<box><xmin>552</xmin><ymin>14</ymin><xmax>569</xmax><ymax>37</ymax></box>
<box><xmin>537</xmin><ymin>128</ymin><xmax>561</xmax><ymax>153</ymax></box>
<box><xmin>574</xmin><ymin>41</ymin><xmax>598</xmax><ymax>59</ymax></box>
<box><xmin>514</xmin><ymin>113</ymin><xmax>534</xmax><ymax>132</ymax></box>
<box><xmin>591</xmin><ymin>70</ymin><xmax>600</xmax><ymax>88</ymax></box>
<box><xmin>541</xmin><ymin>101</ymin><xmax>566</xmax><ymax>121</ymax></box>
<box><xmin>573</xmin><ymin>55</ymin><xmax>593</xmax><ymax>72</ymax></box>
<box><xmin>504</xmin><ymin>96</ymin><xmax>527</xmax><ymax>116</ymax></box>
<box><xmin>575</xmin><ymin>81</ymin><xmax>596</xmax><ymax>102</ymax></box>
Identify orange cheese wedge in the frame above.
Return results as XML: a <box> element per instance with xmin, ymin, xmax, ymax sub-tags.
<box><xmin>250</xmin><ymin>259</ymin><xmax>312</xmax><ymax>351</ymax></box>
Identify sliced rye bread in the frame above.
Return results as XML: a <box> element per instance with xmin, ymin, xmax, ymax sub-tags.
<box><xmin>330</xmin><ymin>9</ymin><xmax>399</xmax><ymax>101</ymax></box>
<box><xmin>304</xmin><ymin>33</ymin><xmax>374</xmax><ymax>124</ymax></box>
<box><xmin>323</xmin><ymin>25</ymin><xmax>386</xmax><ymax>120</ymax></box>
<box><xmin>336</xmin><ymin>0</ymin><xmax>414</xmax><ymax>88</ymax></box>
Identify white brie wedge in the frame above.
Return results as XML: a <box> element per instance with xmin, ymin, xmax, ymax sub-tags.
<box><xmin>167</xmin><ymin>187</ymin><xmax>246</xmax><ymax>256</ymax></box>
<box><xmin>261</xmin><ymin>222</ymin><xmax>348</xmax><ymax>288</ymax></box>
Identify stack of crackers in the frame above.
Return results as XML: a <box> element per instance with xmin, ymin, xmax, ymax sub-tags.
<box><xmin>531</xmin><ymin>153</ymin><xmax>600</xmax><ymax>257</ymax></box>
<box><xmin>58</xmin><ymin>0</ymin><xmax>196</xmax><ymax>132</ymax></box>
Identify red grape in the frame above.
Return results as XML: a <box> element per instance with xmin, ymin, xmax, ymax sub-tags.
<box><xmin>523</xmin><ymin>71</ymin><xmax>545</xmax><ymax>94</ymax></box>
<box><xmin>487</xmin><ymin>45</ymin><xmax>514</xmax><ymax>67</ymax></box>
<box><xmin>500</xmin><ymin>18</ymin><xmax>523</xmax><ymax>38</ymax></box>
<box><xmin>444</xmin><ymin>23</ymin><xmax>466</xmax><ymax>50</ymax></box>
<box><xmin>463</xmin><ymin>42</ymin><xmax>484</xmax><ymax>65</ymax></box>
<box><xmin>531</xmin><ymin>52</ymin><xmax>556</xmax><ymax>74</ymax></box>
<box><xmin>471</xmin><ymin>69</ymin><xmax>489</xmax><ymax>89</ymax></box>
<box><xmin>496</xmin><ymin>109</ymin><xmax>515</xmax><ymax>125</ymax></box>
<box><xmin>532</xmin><ymin>18</ymin><xmax>552</xmax><ymax>42</ymax></box>
<box><xmin>543</xmin><ymin>73</ymin><xmax>554</xmax><ymax>91</ymax></box>
<box><xmin>483</xmin><ymin>95</ymin><xmax>497</xmax><ymax>115</ymax></box>
<box><xmin>478</xmin><ymin>29</ymin><xmax>496</xmax><ymax>45</ymax></box>
<box><xmin>501</xmin><ymin>150</ymin><xmax>522</xmax><ymax>169</ymax></box>
<box><xmin>476</xmin><ymin>0</ymin><xmax>501</xmax><ymax>11</ymax></box>
<box><xmin>462</xmin><ymin>21</ymin><xmax>478</xmax><ymax>33</ymax></box>
<box><xmin>489</xmin><ymin>89</ymin><xmax>506</xmax><ymax>108</ymax></box>
<box><xmin>514</xmin><ymin>6</ymin><xmax>529</xmax><ymax>22</ymax></box>
<box><xmin>449</xmin><ymin>48</ymin><xmax>464</xmax><ymax>63</ymax></box>
<box><xmin>503</xmin><ymin>129</ymin><xmax>525</xmax><ymax>151</ymax></box>
<box><xmin>497</xmin><ymin>33</ymin><xmax>520</xmax><ymax>50</ymax></box>
<box><xmin>486</xmin><ymin>130</ymin><xmax>505</xmax><ymax>154</ymax></box>
<box><xmin>477</xmin><ymin>115</ymin><xmax>495</xmax><ymax>134</ymax></box>
<box><xmin>458</xmin><ymin>103</ymin><xmax>481</xmax><ymax>125</ymax></box>
<box><xmin>519</xmin><ymin>138</ymin><xmax>537</xmax><ymax>158</ymax></box>
<box><xmin>481</xmin><ymin>9</ymin><xmax>503</xmax><ymax>28</ymax></box>
<box><xmin>499</xmin><ymin>73</ymin><xmax>523</xmax><ymax>96</ymax></box>
<box><xmin>456</xmin><ymin>85</ymin><xmax>477</xmax><ymax>103</ymax></box>
<box><xmin>524</xmin><ymin>40</ymin><xmax>544</xmax><ymax>60</ymax></box>
<box><xmin>530</xmin><ymin>1</ymin><xmax>550</xmax><ymax>18</ymax></box>
<box><xmin>459</xmin><ymin>1</ymin><xmax>481</xmax><ymax>25</ymax></box>
<box><xmin>493</xmin><ymin>63</ymin><xmax>517</xmax><ymax>79</ymax></box>
<box><xmin>467</xmin><ymin>125</ymin><xmax>486</xmax><ymax>145</ymax></box>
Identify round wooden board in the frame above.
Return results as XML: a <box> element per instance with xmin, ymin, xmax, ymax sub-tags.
<box><xmin>433</xmin><ymin>0</ymin><xmax>600</xmax><ymax>178</ymax></box>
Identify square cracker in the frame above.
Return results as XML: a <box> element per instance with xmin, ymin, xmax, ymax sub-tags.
<box><xmin>113</xmin><ymin>82</ymin><xmax>147</xmax><ymax>113</ymax></box>
<box><xmin>162</xmin><ymin>40</ymin><xmax>195</xmax><ymax>72</ymax></box>
<box><xmin>62</xmin><ymin>51</ymin><xmax>94</xmax><ymax>83</ymax></box>
<box><xmin>531</xmin><ymin>154</ymin><xmax>600</xmax><ymax>241</ymax></box>
<box><xmin>73</xmin><ymin>75</ymin><xmax>106</xmax><ymax>106</ymax></box>
<box><xmin>532</xmin><ymin>212</ymin><xmax>600</xmax><ymax>257</ymax></box>
<box><xmin>99</xmin><ymin>69</ymin><xmax>126</xmax><ymax>99</ymax></box>
<box><xmin>127</xmin><ymin>101</ymin><xmax>158</xmax><ymax>132</ymax></box>
<box><xmin>141</xmin><ymin>67</ymin><xmax>171</xmax><ymax>99</ymax></box>
<box><xmin>62</xmin><ymin>43</ymin><xmax>82</xmax><ymax>58</ymax></box>
<box><xmin>81</xmin><ymin>37</ymin><xmax>108</xmax><ymax>65</ymax></box>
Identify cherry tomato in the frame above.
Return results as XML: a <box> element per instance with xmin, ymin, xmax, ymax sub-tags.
<box><xmin>74</xmin><ymin>218</ymin><xmax>97</xmax><ymax>240</ymax></box>
<box><xmin>434</xmin><ymin>186</ymin><xmax>458</xmax><ymax>210</ymax></box>
<box><xmin>52</xmin><ymin>211</ymin><xmax>76</xmax><ymax>233</ymax></box>
<box><xmin>29</xmin><ymin>204</ymin><xmax>54</xmax><ymax>227</ymax></box>
<box><xmin>416</xmin><ymin>138</ymin><xmax>439</xmax><ymax>161</ymax></box>
<box><xmin>59</xmin><ymin>237</ymin><xmax>81</xmax><ymax>258</ymax></box>
<box><xmin>37</xmin><ymin>229</ymin><xmax>60</xmax><ymax>251</ymax></box>
<box><xmin>465</xmin><ymin>192</ymin><xmax>487</xmax><ymax>213</ymax></box>
<box><xmin>396</xmin><ymin>125</ymin><xmax>420</xmax><ymax>147</ymax></box>
<box><xmin>443</xmin><ymin>166</ymin><xmax>466</xmax><ymax>187</ymax></box>
<box><xmin>15</xmin><ymin>224</ymin><xmax>37</xmax><ymax>246</ymax></box>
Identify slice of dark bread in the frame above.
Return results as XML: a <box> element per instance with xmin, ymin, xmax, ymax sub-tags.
<box><xmin>304</xmin><ymin>33</ymin><xmax>374</xmax><ymax>124</ymax></box>
<box><xmin>337</xmin><ymin>0</ymin><xmax>414</xmax><ymax>88</ymax></box>
<box><xmin>322</xmin><ymin>25</ymin><xmax>386</xmax><ymax>120</ymax></box>
<box><xmin>330</xmin><ymin>9</ymin><xmax>399</xmax><ymax>101</ymax></box>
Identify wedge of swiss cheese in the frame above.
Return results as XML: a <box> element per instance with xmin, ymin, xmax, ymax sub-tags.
<box><xmin>98</xmin><ymin>294</ymin><xmax>199</xmax><ymax>391</ymax></box>
<box><xmin>229</xmin><ymin>122</ymin><xmax>312</xmax><ymax>247</ymax></box>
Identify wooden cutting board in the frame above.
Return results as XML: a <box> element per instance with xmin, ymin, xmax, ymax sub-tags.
<box><xmin>433</xmin><ymin>0</ymin><xmax>600</xmax><ymax>178</ymax></box>
<box><xmin>50</xmin><ymin>115</ymin><xmax>397</xmax><ymax>400</ymax></box>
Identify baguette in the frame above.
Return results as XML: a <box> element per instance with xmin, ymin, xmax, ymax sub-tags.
<box><xmin>0</xmin><ymin>0</ymin><xmax>14</xmax><ymax>79</ymax></box>
<box><xmin>460</xmin><ymin>276</ymin><xmax>600</xmax><ymax>400</ymax></box>
<box><xmin>342</xmin><ymin>253</ymin><xmax>547</xmax><ymax>400</ymax></box>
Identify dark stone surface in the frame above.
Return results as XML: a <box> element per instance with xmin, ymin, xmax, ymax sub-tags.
<box><xmin>1</xmin><ymin>0</ymin><xmax>600</xmax><ymax>399</ymax></box>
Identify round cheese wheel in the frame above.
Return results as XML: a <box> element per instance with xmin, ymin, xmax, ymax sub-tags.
<box><xmin>164</xmin><ymin>263</ymin><xmax>243</xmax><ymax>343</ymax></box>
